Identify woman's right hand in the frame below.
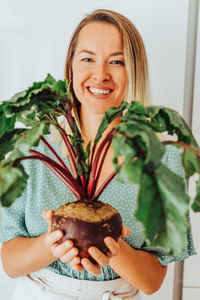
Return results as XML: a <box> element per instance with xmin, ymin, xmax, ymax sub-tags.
<box><xmin>42</xmin><ymin>209</ymin><xmax>84</xmax><ymax>271</ymax></box>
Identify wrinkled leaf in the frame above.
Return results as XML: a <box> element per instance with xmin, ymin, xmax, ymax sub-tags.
<box><xmin>183</xmin><ymin>148</ymin><xmax>200</xmax><ymax>180</ymax></box>
<box><xmin>191</xmin><ymin>178</ymin><xmax>200</xmax><ymax>212</ymax></box>
<box><xmin>135</xmin><ymin>172</ymin><xmax>164</xmax><ymax>244</ymax></box>
<box><xmin>115</xmin><ymin>120</ymin><xmax>165</xmax><ymax>169</ymax></box>
<box><xmin>120</xmin><ymin>101</ymin><xmax>149</xmax><ymax>124</ymax></box>
<box><xmin>135</xmin><ymin>163</ymin><xmax>189</xmax><ymax>255</ymax></box>
<box><xmin>94</xmin><ymin>102</ymin><xmax>128</xmax><ymax>145</ymax></box>
<box><xmin>0</xmin><ymin>128</ymin><xmax>26</xmax><ymax>161</ymax></box>
<box><xmin>112</xmin><ymin>133</ymin><xmax>137</xmax><ymax>171</ymax></box>
<box><xmin>0</xmin><ymin>162</ymin><xmax>28</xmax><ymax>207</ymax></box>
<box><xmin>1</xmin><ymin>74</ymin><xmax>72</xmax><ymax>126</ymax></box>
<box><xmin>0</xmin><ymin>105</ymin><xmax>16</xmax><ymax>137</ymax></box>
<box><xmin>146</xmin><ymin>106</ymin><xmax>199</xmax><ymax>148</ymax></box>
<box><xmin>117</xmin><ymin>159</ymin><xmax>143</xmax><ymax>185</ymax></box>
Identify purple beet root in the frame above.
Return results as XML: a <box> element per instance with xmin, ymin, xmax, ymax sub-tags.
<box><xmin>51</xmin><ymin>200</ymin><xmax>122</xmax><ymax>259</ymax></box>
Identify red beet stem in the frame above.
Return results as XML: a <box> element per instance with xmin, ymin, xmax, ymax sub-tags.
<box><xmin>92</xmin><ymin>161</ymin><xmax>123</xmax><ymax>200</ymax></box>
<box><xmin>26</xmin><ymin>151</ymin><xmax>86</xmax><ymax>199</ymax></box>
<box><xmin>94</xmin><ymin>139</ymin><xmax>112</xmax><ymax>193</ymax></box>
<box><xmin>162</xmin><ymin>140</ymin><xmax>200</xmax><ymax>157</ymax></box>
<box><xmin>87</xmin><ymin>132</ymin><xmax>114</xmax><ymax>198</ymax></box>
<box><xmin>40</xmin><ymin>136</ymin><xmax>70</xmax><ymax>173</ymax></box>
<box><xmin>58</xmin><ymin>126</ymin><xmax>78</xmax><ymax>175</ymax></box>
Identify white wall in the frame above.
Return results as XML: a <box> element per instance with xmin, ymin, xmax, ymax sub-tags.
<box><xmin>0</xmin><ymin>0</ymin><xmax>189</xmax><ymax>112</ymax></box>
<box><xmin>0</xmin><ymin>0</ymin><xmax>198</xmax><ymax>299</ymax></box>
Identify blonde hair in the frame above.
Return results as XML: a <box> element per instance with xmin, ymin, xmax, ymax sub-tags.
<box><xmin>65</xmin><ymin>9</ymin><xmax>151</xmax><ymax>112</ymax></box>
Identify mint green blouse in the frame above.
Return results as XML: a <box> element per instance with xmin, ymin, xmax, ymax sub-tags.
<box><xmin>0</xmin><ymin>136</ymin><xmax>196</xmax><ymax>281</ymax></box>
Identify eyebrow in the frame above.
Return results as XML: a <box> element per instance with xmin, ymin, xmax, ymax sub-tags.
<box><xmin>78</xmin><ymin>50</ymin><xmax>124</xmax><ymax>57</ymax></box>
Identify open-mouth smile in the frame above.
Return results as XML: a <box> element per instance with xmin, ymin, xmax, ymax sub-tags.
<box><xmin>87</xmin><ymin>87</ymin><xmax>113</xmax><ymax>96</ymax></box>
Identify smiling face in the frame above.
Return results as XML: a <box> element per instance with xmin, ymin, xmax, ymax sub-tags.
<box><xmin>72</xmin><ymin>22</ymin><xmax>127</xmax><ymax>116</ymax></box>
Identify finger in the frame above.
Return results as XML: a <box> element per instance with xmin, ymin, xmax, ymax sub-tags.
<box><xmin>44</xmin><ymin>230</ymin><xmax>64</xmax><ymax>248</ymax></box>
<box><xmin>81</xmin><ymin>258</ymin><xmax>101</xmax><ymax>276</ymax></box>
<box><xmin>70</xmin><ymin>256</ymin><xmax>81</xmax><ymax>266</ymax></box>
<box><xmin>104</xmin><ymin>237</ymin><xmax>120</xmax><ymax>256</ymax></box>
<box><xmin>60</xmin><ymin>247</ymin><xmax>79</xmax><ymax>263</ymax></box>
<box><xmin>72</xmin><ymin>264</ymin><xmax>84</xmax><ymax>271</ymax></box>
<box><xmin>52</xmin><ymin>240</ymin><xmax>74</xmax><ymax>258</ymax></box>
<box><xmin>121</xmin><ymin>226</ymin><xmax>131</xmax><ymax>237</ymax></box>
<box><xmin>70</xmin><ymin>257</ymin><xmax>84</xmax><ymax>271</ymax></box>
<box><xmin>88</xmin><ymin>247</ymin><xmax>109</xmax><ymax>267</ymax></box>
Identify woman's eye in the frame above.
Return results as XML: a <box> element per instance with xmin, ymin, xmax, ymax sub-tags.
<box><xmin>82</xmin><ymin>58</ymin><xmax>93</xmax><ymax>62</ymax></box>
<box><xmin>111</xmin><ymin>60</ymin><xmax>124</xmax><ymax>65</ymax></box>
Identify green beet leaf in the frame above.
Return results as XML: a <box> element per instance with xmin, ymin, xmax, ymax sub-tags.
<box><xmin>0</xmin><ymin>128</ymin><xmax>26</xmax><ymax>161</ymax></box>
<box><xmin>2</xmin><ymin>74</ymin><xmax>71</xmax><ymax>127</ymax></box>
<box><xmin>117</xmin><ymin>159</ymin><xmax>143</xmax><ymax>185</ymax></box>
<box><xmin>146</xmin><ymin>106</ymin><xmax>199</xmax><ymax>148</ymax></box>
<box><xmin>136</xmin><ymin>163</ymin><xmax>190</xmax><ymax>255</ymax></box>
<box><xmin>115</xmin><ymin>120</ymin><xmax>165</xmax><ymax>169</ymax></box>
<box><xmin>0</xmin><ymin>105</ymin><xmax>16</xmax><ymax>137</ymax></box>
<box><xmin>0</xmin><ymin>162</ymin><xmax>28</xmax><ymax>207</ymax></box>
<box><xmin>183</xmin><ymin>148</ymin><xmax>200</xmax><ymax>180</ymax></box>
<box><xmin>191</xmin><ymin>178</ymin><xmax>200</xmax><ymax>212</ymax></box>
<box><xmin>135</xmin><ymin>172</ymin><xmax>165</xmax><ymax>245</ymax></box>
<box><xmin>144</xmin><ymin>163</ymin><xmax>189</xmax><ymax>255</ymax></box>
<box><xmin>94</xmin><ymin>102</ymin><xmax>128</xmax><ymax>145</ymax></box>
<box><xmin>0</xmin><ymin>123</ymin><xmax>48</xmax><ymax>207</ymax></box>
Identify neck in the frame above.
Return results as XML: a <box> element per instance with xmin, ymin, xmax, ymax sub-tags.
<box><xmin>80</xmin><ymin>106</ymin><xmax>121</xmax><ymax>147</ymax></box>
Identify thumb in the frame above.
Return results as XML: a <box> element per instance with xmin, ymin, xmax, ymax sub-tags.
<box><xmin>121</xmin><ymin>225</ymin><xmax>131</xmax><ymax>237</ymax></box>
<box><xmin>42</xmin><ymin>209</ymin><xmax>54</xmax><ymax>231</ymax></box>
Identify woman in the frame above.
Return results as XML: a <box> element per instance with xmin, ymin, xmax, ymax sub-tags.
<box><xmin>0</xmin><ymin>9</ymin><xmax>195</xmax><ymax>300</ymax></box>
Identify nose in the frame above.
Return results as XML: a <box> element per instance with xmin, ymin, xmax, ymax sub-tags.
<box><xmin>91</xmin><ymin>63</ymin><xmax>110</xmax><ymax>82</ymax></box>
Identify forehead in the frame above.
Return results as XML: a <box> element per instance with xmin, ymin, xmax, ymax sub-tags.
<box><xmin>75</xmin><ymin>22</ymin><xmax>123</xmax><ymax>53</ymax></box>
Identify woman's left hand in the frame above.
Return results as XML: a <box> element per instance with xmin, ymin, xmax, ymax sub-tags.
<box><xmin>70</xmin><ymin>226</ymin><xmax>130</xmax><ymax>276</ymax></box>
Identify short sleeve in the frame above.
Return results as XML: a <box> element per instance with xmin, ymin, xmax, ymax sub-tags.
<box><xmin>155</xmin><ymin>222</ymin><xmax>196</xmax><ymax>266</ymax></box>
<box><xmin>141</xmin><ymin>145</ymin><xmax>196</xmax><ymax>266</ymax></box>
<box><xmin>0</xmin><ymin>161</ymin><xmax>30</xmax><ymax>243</ymax></box>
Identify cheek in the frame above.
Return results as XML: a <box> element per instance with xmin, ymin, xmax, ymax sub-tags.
<box><xmin>72</xmin><ymin>66</ymin><xmax>89</xmax><ymax>90</ymax></box>
<box><xmin>114</xmin><ymin>66</ymin><xmax>127</xmax><ymax>83</ymax></box>
<box><xmin>72</xmin><ymin>68</ymin><xmax>84</xmax><ymax>97</ymax></box>
<box><xmin>116</xmin><ymin>71</ymin><xmax>127</xmax><ymax>94</ymax></box>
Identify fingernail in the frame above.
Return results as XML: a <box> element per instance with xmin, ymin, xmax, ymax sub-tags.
<box><xmin>56</xmin><ymin>231</ymin><xmax>62</xmax><ymax>237</ymax></box>
<box><xmin>89</xmin><ymin>248</ymin><xmax>97</xmax><ymax>255</ymax></box>
<box><xmin>71</xmin><ymin>248</ymin><xmax>78</xmax><ymax>256</ymax></box>
<box><xmin>123</xmin><ymin>227</ymin><xmax>127</xmax><ymax>235</ymax></box>
<box><xmin>75</xmin><ymin>257</ymin><xmax>80</xmax><ymax>264</ymax></box>
<box><xmin>65</xmin><ymin>241</ymin><xmax>72</xmax><ymax>248</ymax></box>
<box><xmin>47</xmin><ymin>210</ymin><xmax>51</xmax><ymax>217</ymax></box>
<box><xmin>82</xmin><ymin>259</ymin><xmax>89</xmax><ymax>266</ymax></box>
<box><xmin>105</xmin><ymin>237</ymin><xmax>112</xmax><ymax>244</ymax></box>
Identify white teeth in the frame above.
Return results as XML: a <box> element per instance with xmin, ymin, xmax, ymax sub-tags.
<box><xmin>88</xmin><ymin>87</ymin><xmax>111</xmax><ymax>95</ymax></box>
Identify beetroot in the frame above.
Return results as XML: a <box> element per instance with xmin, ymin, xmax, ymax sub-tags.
<box><xmin>51</xmin><ymin>200</ymin><xmax>122</xmax><ymax>259</ymax></box>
